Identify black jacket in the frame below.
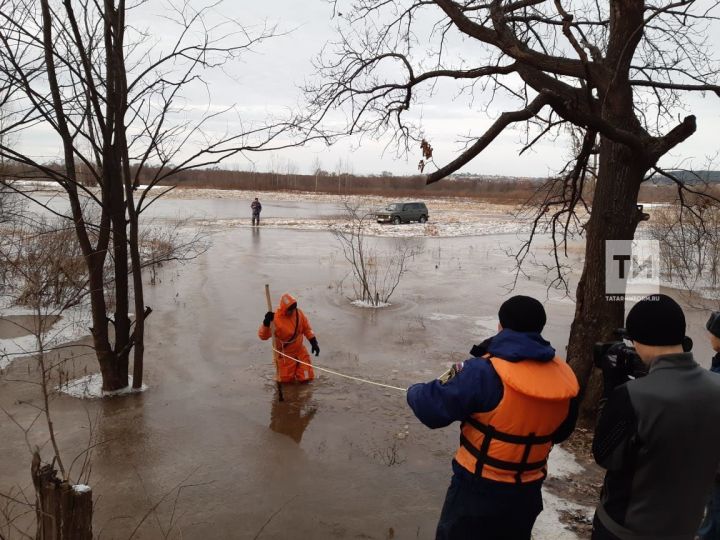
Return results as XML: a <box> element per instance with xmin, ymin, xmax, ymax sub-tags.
<box><xmin>593</xmin><ymin>353</ymin><xmax>720</xmax><ymax>540</ymax></box>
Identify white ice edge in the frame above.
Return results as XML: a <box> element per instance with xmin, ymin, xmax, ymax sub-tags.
<box><xmin>197</xmin><ymin>218</ymin><xmax>527</xmax><ymax>239</ymax></box>
<box><xmin>72</xmin><ymin>484</ymin><xmax>91</xmax><ymax>493</ymax></box>
<box><xmin>57</xmin><ymin>373</ymin><xmax>148</xmax><ymax>399</ymax></box>
<box><xmin>350</xmin><ymin>299</ymin><xmax>392</xmax><ymax>309</ymax></box>
<box><xmin>0</xmin><ymin>306</ymin><xmax>92</xmax><ymax>370</ymax></box>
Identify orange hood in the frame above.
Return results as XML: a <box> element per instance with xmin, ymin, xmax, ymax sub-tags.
<box><xmin>278</xmin><ymin>293</ymin><xmax>298</xmax><ymax>315</ymax></box>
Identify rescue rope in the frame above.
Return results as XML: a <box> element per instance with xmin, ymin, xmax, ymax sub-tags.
<box><xmin>272</xmin><ymin>347</ymin><xmax>408</xmax><ymax>393</ymax></box>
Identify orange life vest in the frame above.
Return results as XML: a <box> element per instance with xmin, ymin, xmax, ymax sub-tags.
<box><xmin>454</xmin><ymin>355</ymin><xmax>579</xmax><ymax>484</ymax></box>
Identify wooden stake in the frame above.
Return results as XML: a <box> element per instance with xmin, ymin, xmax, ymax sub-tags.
<box><xmin>32</xmin><ymin>451</ymin><xmax>93</xmax><ymax>540</ymax></box>
<box><xmin>265</xmin><ymin>284</ymin><xmax>284</xmax><ymax>401</ymax></box>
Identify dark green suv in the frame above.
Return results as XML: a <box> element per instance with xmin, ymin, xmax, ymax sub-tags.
<box><xmin>376</xmin><ymin>202</ymin><xmax>429</xmax><ymax>224</ymax></box>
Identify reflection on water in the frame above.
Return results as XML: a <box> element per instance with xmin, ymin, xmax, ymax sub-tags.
<box><xmin>96</xmin><ymin>391</ymin><xmax>153</xmax><ymax>463</ymax></box>
<box><xmin>252</xmin><ymin>226</ymin><xmax>261</xmax><ymax>247</ymax></box>
<box><xmin>269</xmin><ymin>384</ymin><xmax>317</xmax><ymax>444</ymax></box>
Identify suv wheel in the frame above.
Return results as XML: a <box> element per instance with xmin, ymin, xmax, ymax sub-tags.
<box><xmin>392</xmin><ymin>216</ymin><xmax>401</xmax><ymax>225</ymax></box>
<box><xmin>419</xmin><ymin>215</ymin><xmax>427</xmax><ymax>223</ymax></box>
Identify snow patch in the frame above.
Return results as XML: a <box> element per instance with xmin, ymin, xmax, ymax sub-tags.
<box><xmin>536</xmin><ymin>490</ymin><xmax>592</xmax><ymax>540</ymax></box>
<box><xmin>350</xmin><ymin>299</ymin><xmax>391</xmax><ymax>309</ymax></box>
<box><xmin>640</xmin><ymin>203</ymin><xmax>671</xmax><ymax>209</ymax></box>
<box><xmin>72</xmin><ymin>484</ymin><xmax>91</xmax><ymax>493</ymax></box>
<box><xmin>547</xmin><ymin>446</ymin><xmax>585</xmax><ymax>477</ymax></box>
<box><xmin>198</xmin><ymin>217</ymin><xmax>526</xmax><ymax>238</ymax></box>
<box><xmin>425</xmin><ymin>313</ymin><xmax>462</xmax><ymax>321</ymax></box>
<box><xmin>534</xmin><ymin>446</ymin><xmax>595</xmax><ymax>540</ymax></box>
<box><xmin>58</xmin><ymin>373</ymin><xmax>147</xmax><ymax>399</ymax></box>
<box><xmin>10</xmin><ymin>180</ymin><xmax>62</xmax><ymax>191</ymax></box>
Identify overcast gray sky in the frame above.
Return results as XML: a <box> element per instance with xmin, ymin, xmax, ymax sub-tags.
<box><xmin>16</xmin><ymin>0</ymin><xmax>720</xmax><ymax>177</ymax></box>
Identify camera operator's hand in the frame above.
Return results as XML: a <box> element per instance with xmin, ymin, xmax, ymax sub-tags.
<box><xmin>601</xmin><ymin>343</ymin><xmax>632</xmax><ymax>397</ymax></box>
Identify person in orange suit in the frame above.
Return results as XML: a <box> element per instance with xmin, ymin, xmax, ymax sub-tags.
<box><xmin>259</xmin><ymin>293</ymin><xmax>319</xmax><ymax>383</ymax></box>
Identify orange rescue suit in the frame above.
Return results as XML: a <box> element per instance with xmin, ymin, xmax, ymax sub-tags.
<box><xmin>455</xmin><ymin>355</ymin><xmax>579</xmax><ymax>483</ymax></box>
<box><xmin>258</xmin><ymin>293</ymin><xmax>316</xmax><ymax>383</ymax></box>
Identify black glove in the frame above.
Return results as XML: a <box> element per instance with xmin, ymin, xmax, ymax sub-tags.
<box><xmin>470</xmin><ymin>337</ymin><xmax>492</xmax><ymax>358</ymax></box>
<box><xmin>309</xmin><ymin>337</ymin><xmax>320</xmax><ymax>356</ymax></box>
<box><xmin>600</xmin><ymin>343</ymin><xmax>632</xmax><ymax>397</ymax></box>
<box><xmin>262</xmin><ymin>311</ymin><xmax>274</xmax><ymax>327</ymax></box>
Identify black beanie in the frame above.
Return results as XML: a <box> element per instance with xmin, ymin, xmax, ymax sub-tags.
<box><xmin>626</xmin><ymin>294</ymin><xmax>686</xmax><ymax>346</ymax></box>
<box><xmin>498</xmin><ymin>295</ymin><xmax>547</xmax><ymax>333</ymax></box>
<box><xmin>707</xmin><ymin>312</ymin><xmax>720</xmax><ymax>339</ymax></box>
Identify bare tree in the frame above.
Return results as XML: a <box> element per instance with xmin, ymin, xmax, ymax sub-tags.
<box><xmin>0</xmin><ymin>180</ymin><xmax>21</xmax><ymax>227</ymax></box>
<box><xmin>0</xmin><ymin>94</ymin><xmax>20</xmax><ymax>225</ymax></box>
<box><xmin>312</xmin><ymin>155</ymin><xmax>323</xmax><ymax>192</ymax></box>
<box><xmin>649</xmin><ymin>194</ymin><xmax>720</xmax><ymax>306</ymax></box>
<box><xmin>334</xmin><ymin>157</ymin><xmax>354</xmax><ymax>195</ymax></box>
<box><xmin>306</xmin><ymin>0</ymin><xmax>720</xmax><ymax>412</ymax></box>
<box><xmin>0</xmin><ymin>0</ymin><xmax>296</xmax><ymax>391</ymax></box>
<box><xmin>333</xmin><ymin>200</ymin><xmax>417</xmax><ymax>306</ymax></box>
<box><xmin>0</xmin><ymin>217</ymin><xmax>96</xmax><ymax>538</ymax></box>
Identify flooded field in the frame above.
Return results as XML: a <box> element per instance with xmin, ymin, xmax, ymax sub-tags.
<box><xmin>0</xmin><ymin>190</ymin><xmax>715</xmax><ymax>539</ymax></box>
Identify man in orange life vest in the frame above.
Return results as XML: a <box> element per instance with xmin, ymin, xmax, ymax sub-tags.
<box><xmin>407</xmin><ymin>295</ymin><xmax>579</xmax><ymax>539</ymax></box>
<box><xmin>259</xmin><ymin>293</ymin><xmax>319</xmax><ymax>383</ymax></box>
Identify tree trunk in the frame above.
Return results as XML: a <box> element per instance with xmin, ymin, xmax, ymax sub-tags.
<box><xmin>567</xmin><ymin>137</ymin><xmax>648</xmax><ymax>418</ymax></box>
<box><xmin>123</xmin><ymin>142</ymin><xmax>147</xmax><ymax>389</ymax></box>
<box><xmin>32</xmin><ymin>453</ymin><xmax>92</xmax><ymax>540</ymax></box>
<box><xmin>86</xmin><ymin>243</ymin><xmax>128</xmax><ymax>391</ymax></box>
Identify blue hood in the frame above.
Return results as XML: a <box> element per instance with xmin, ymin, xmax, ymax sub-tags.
<box><xmin>486</xmin><ymin>328</ymin><xmax>556</xmax><ymax>362</ymax></box>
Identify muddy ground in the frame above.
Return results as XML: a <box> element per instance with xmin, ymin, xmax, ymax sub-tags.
<box><xmin>0</xmin><ymin>191</ymin><xmax>716</xmax><ymax>539</ymax></box>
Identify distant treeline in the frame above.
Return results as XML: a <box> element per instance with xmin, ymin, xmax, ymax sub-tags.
<box><xmin>649</xmin><ymin>170</ymin><xmax>720</xmax><ymax>185</ymax></box>
<box><xmin>136</xmin><ymin>166</ymin><xmax>547</xmax><ymax>202</ymax></box>
<box><xmin>4</xmin><ymin>161</ymin><xmax>718</xmax><ymax>204</ymax></box>
<box><xmin>138</xmin><ymin>167</ymin><xmax>719</xmax><ymax>205</ymax></box>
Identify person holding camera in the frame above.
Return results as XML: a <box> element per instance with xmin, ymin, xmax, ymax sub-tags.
<box><xmin>592</xmin><ymin>295</ymin><xmax>720</xmax><ymax>540</ymax></box>
<box><xmin>406</xmin><ymin>295</ymin><xmax>580</xmax><ymax>540</ymax></box>
<box><xmin>698</xmin><ymin>311</ymin><xmax>720</xmax><ymax>540</ymax></box>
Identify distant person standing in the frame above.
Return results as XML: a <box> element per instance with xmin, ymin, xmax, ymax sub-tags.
<box><xmin>699</xmin><ymin>311</ymin><xmax>720</xmax><ymax>540</ymax></box>
<box><xmin>251</xmin><ymin>197</ymin><xmax>262</xmax><ymax>226</ymax></box>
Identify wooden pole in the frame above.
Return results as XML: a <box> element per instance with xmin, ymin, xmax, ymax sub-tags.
<box><xmin>265</xmin><ymin>284</ymin><xmax>284</xmax><ymax>401</ymax></box>
<box><xmin>32</xmin><ymin>452</ymin><xmax>93</xmax><ymax>540</ymax></box>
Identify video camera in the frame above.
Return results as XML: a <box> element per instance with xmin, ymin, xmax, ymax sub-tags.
<box><xmin>594</xmin><ymin>328</ymin><xmax>694</xmax><ymax>380</ymax></box>
<box><xmin>593</xmin><ymin>329</ymin><xmax>648</xmax><ymax>380</ymax></box>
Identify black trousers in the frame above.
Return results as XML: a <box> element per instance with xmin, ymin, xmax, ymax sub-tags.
<box><xmin>435</xmin><ymin>473</ymin><xmax>543</xmax><ymax>540</ymax></box>
<box><xmin>591</xmin><ymin>514</ymin><xmax>627</xmax><ymax>540</ymax></box>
